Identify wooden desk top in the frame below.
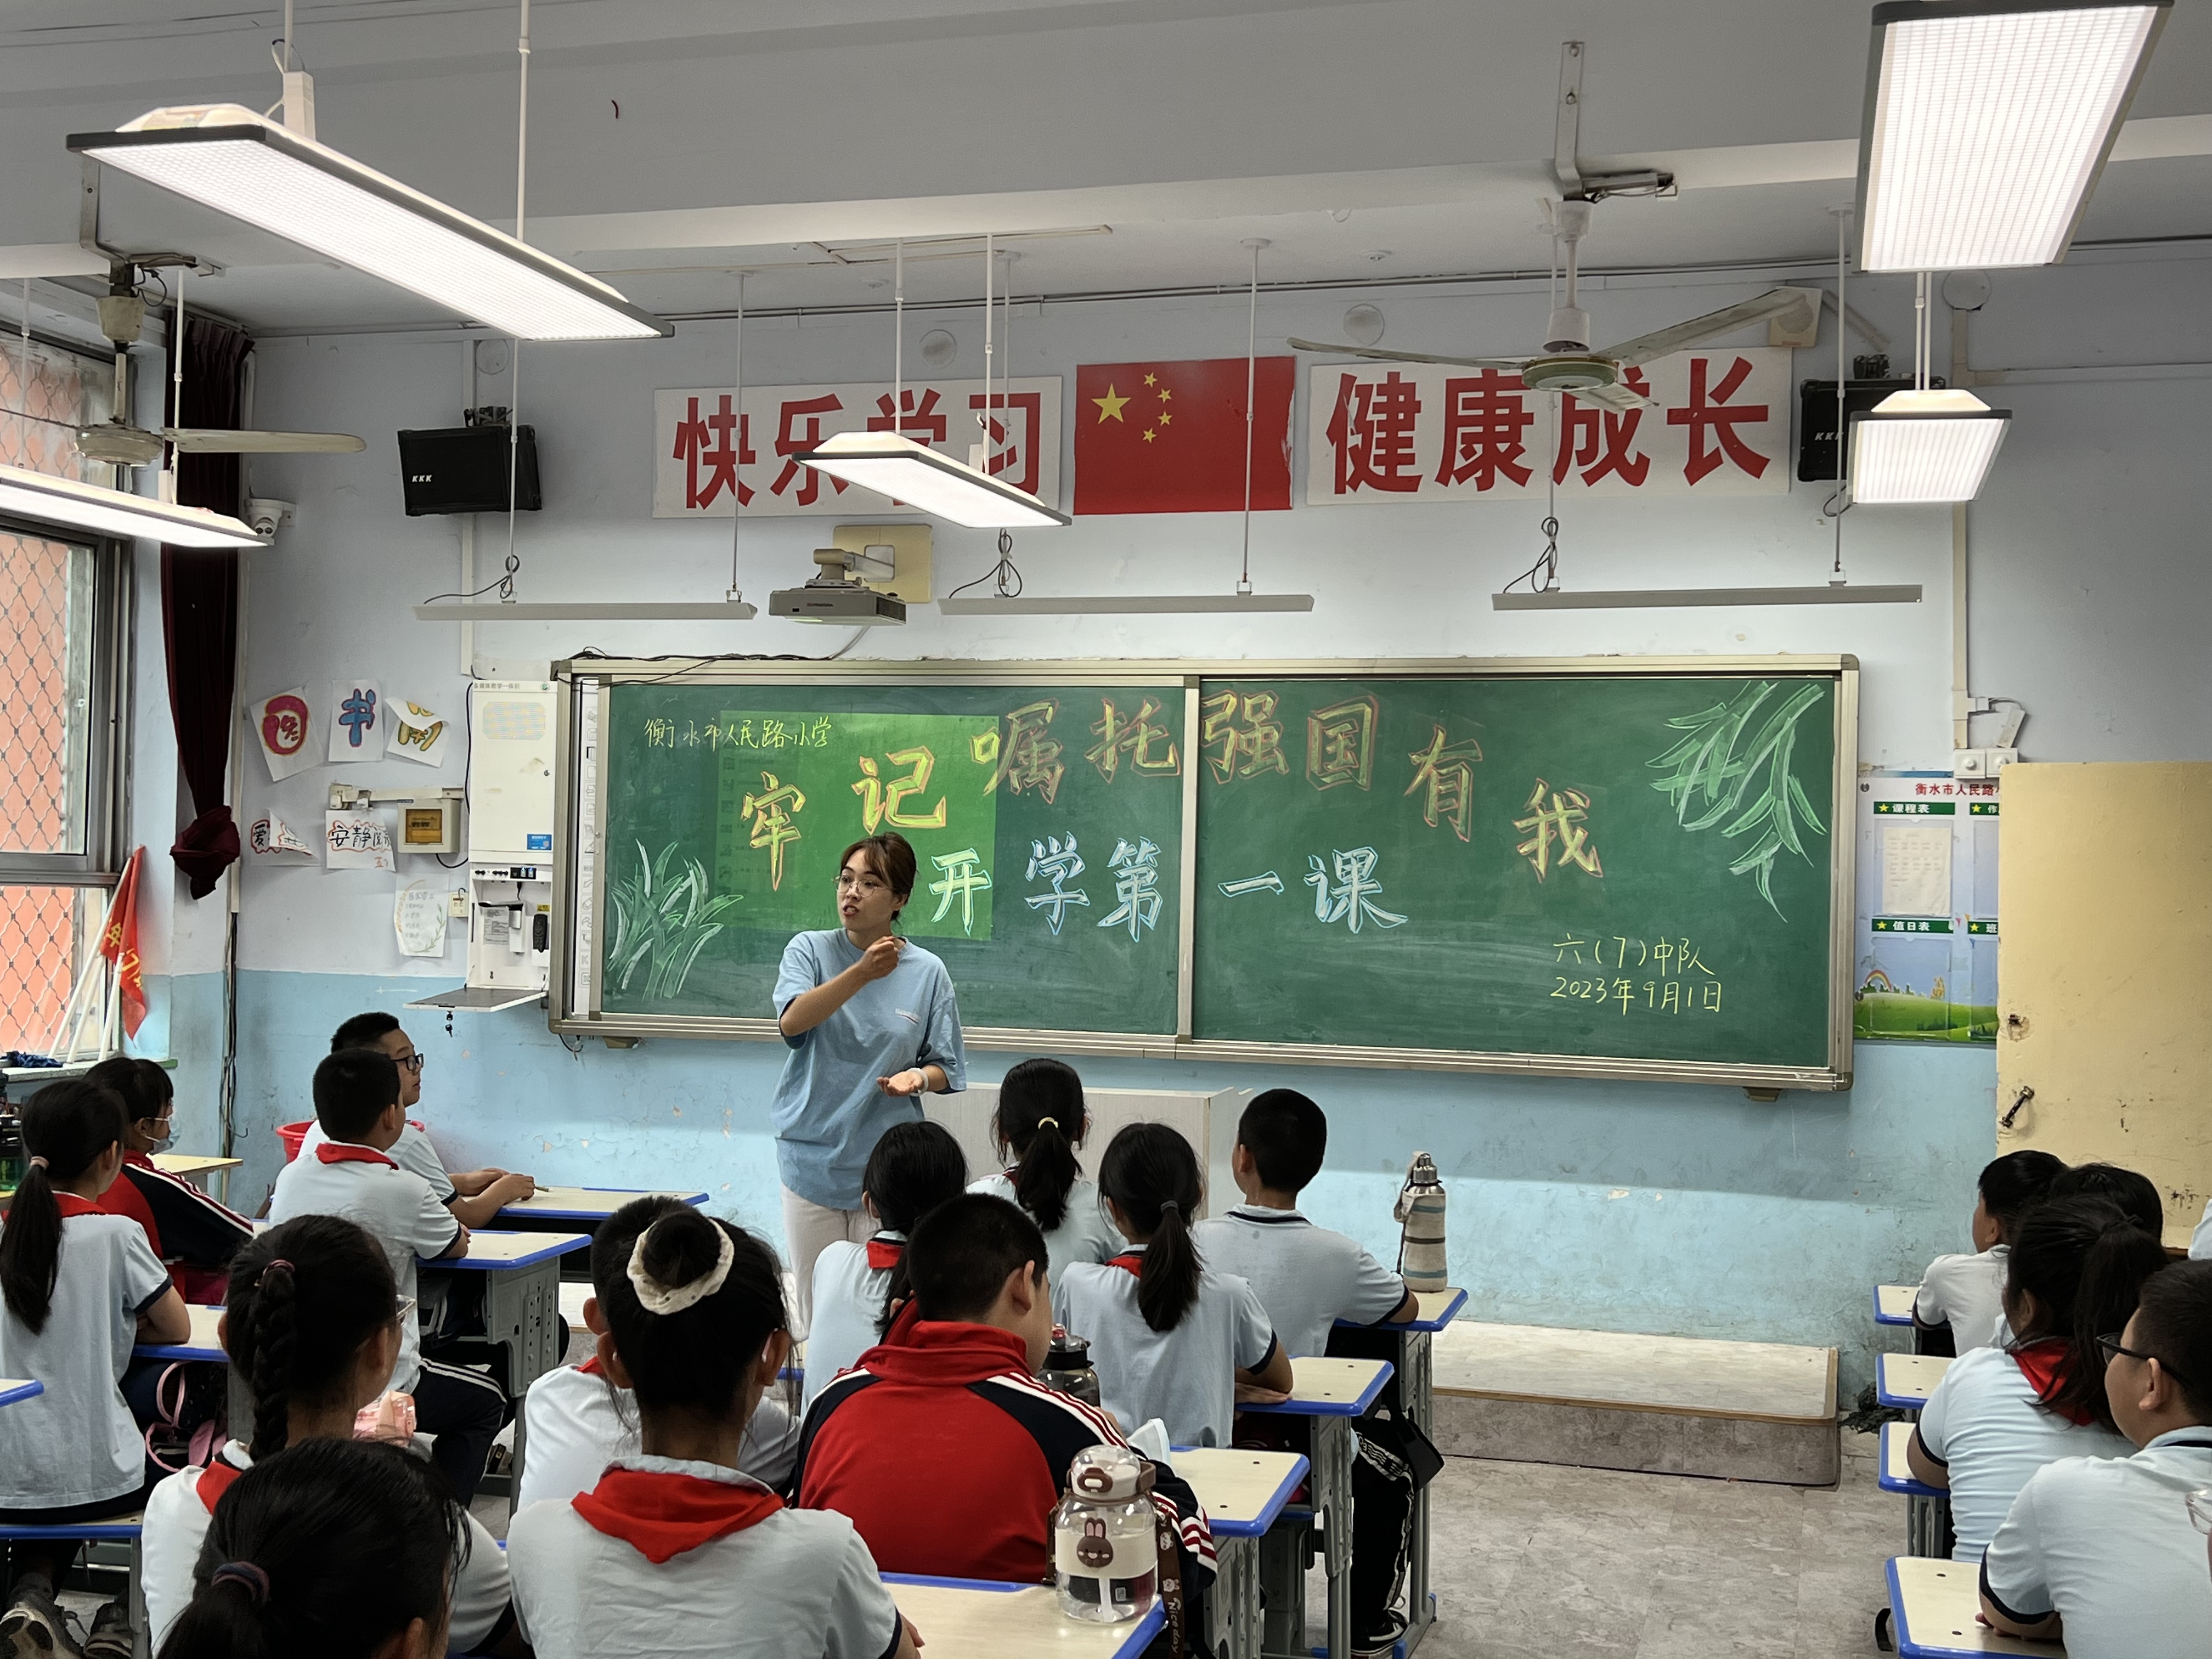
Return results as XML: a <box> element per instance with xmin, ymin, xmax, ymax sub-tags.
<box><xmin>136</xmin><ymin>1304</ymin><xmax>225</xmax><ymax>1363</ymax></box>
<box><xmin>0</xmin><ymin>1380</ymin><xmax>42</xmax><ymax>1409</ymax></box>
<box><xmin>1876</xmin><ymin>1284</ymin><xmax>1920</xmax><ymax>1325</ymax></box>
<box><xmin>497</xmin><ymin>1186</ymin><xmax>709</xmax><ymax>1221</ymax></box>
<box><xmin>1877</xmin><ymin>1352</ymin><xmax>1951</xmax><ymax>1409</ymax></box>
<box><xmin>149</xmin><ymin>1153</ymin><xmax>244</xmax><ymax>1178</ymax></box>
<box><xmin>1239</xmin><ymin>1356</ymin><xmax>1393</xmax><ymax>1419</ymax></box>
<box><xmin>1878</xmin><ymin>1420</ymin><xmax>1945</xmax><ymax>1499</ymax></box>
<box><xmin>1886</xmin><ymin>1556</ymin><xmax>2064</xmax><ymax>1657</ymax></box>
<box><xmin>435</xmin><ymin>1229</ymin><xmax>592</xmax><ymax>1270</ymax></box>
<box><xmin>1171</xmin><ymin>1448</ymin><xmax>1307</xmax><ymax>1538</ymax></box>
<box><xmin>886</xmin><ymin>1576</ymin><xmax>1163</xmax><ymax>1657</ymax></box>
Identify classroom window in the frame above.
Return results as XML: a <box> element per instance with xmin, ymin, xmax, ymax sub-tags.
<box><xmin>0</xmin><ymin>886</ymin><xmax>104</xmax><ymax>1050</ymax></box>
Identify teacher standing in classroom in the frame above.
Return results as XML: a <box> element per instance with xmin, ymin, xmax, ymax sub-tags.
<box><xmin>771</xmin><ymin>830</ymin><xmax>967</xmax><ymax>1327</ymax></box>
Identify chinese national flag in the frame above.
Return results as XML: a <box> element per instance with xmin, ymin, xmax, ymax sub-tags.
<box><xmin>99</xmin><ymin>847</ymin><xmax>148</xmax><ymax>1038</ymax></box>
<box><xmin>1074</xmin><ymin>357</ymin><xmax>1294</xmax><ymax>515</ymax></box>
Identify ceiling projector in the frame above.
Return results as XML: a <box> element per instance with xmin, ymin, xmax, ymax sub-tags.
<box><xmin>770</xmin><ymin>547</ymin><xmax>907</xmax><ymax>624</ymax></box>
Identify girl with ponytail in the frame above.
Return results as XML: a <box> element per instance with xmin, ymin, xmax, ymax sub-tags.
<box><xmin>0</xmin><ymin>1081</ymin><xmax>190</xmax><ymax>1658</ymax></box>
<box><xmin>968</xmin><ymin>1058</ymin><xmax>1119</xmax><ymax>1275</ymax></box>
<box><xmin>1907</xmin><ymin>1195</ymin><xmax>2171</xmax><ymax>1561</ymax></box>
<box><xmin>1054</xmin><ymin>1122</ymin><xmax>1293</xmax><ymax>1449</ymax></box>
<box><xmin>140</xmin><ymin>1216</ymin><xmax>517</xmax><ymax>1656</ymax></box>
<box><xmin>506</xmin><ymin>1199</ymin><xmax>917</xmax><ymax>1659</ymax></box>
<box><xmin>156</xmin><ymin>1437</ymin><xmax>459</xmax><ymax>1659</ymax></box>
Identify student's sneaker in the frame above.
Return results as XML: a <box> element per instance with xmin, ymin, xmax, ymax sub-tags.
<box><xmin>77</xmin><ymin>1605</ymin><xmax>132</xmax><ymax>1659</ymax></box>
<box><xmin>1351</xmin><ymin>1609</ymin><xmax>1407</xmax><ymax>1659</ymax></box>
<box><xmin>0</xmin><ymin>1581</ymin><xmax>84</xmax><ymax>1659</ymax></box>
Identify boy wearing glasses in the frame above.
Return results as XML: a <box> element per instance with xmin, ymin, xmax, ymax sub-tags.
<box><xmin>1981</xmin><ymin>1259</ymin><xmax>2212</xmax><ymax>1656</ymax></box>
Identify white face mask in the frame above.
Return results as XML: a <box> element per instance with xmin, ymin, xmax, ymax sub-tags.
<box><xmin>142</xmin><ymin>1121</ymin><xmax>174</xmax><ymax>1154</ymax></box>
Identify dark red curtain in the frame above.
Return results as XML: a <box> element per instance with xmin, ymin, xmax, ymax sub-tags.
<box><xmin>162</xmin><ymin>314</ymin><xmax>251</xmax><ymax>899</ymax></box>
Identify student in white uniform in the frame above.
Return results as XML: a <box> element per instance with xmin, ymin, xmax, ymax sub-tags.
<box><xmin>157</xmin><ymin>1436</ymin><xmax>462</xmax><ymax>1659</ymax></box>
<box><xmin>802</xmin><ymin>1119</ymin><xmax>966</xmax><ymax>1415</ymax></box>
<box><xmin>1981</xmin><ymin>1259</ymin><xmax>2212</xmax><ymax>1657</ymax></box>
<box><xmin>966</xmin><ymin>1057</ymin><xmax>1119</xmax><ymax>1276</ymax></box>
<box><xmin>518</xmin><ymin>1199</ymin><xmax>799</xmax><ymax>1508</ymax></box>
<box><xmin>141</xmin><ymin>1215</ymin><xmax>514</xmax><ymax>1656</ymax></box>
<box><xmin>0</xmin><ymin>1080</ymin><xmax>191</xmax><ymax>1659</ymax></box>
<box><xmin>1914</xmin><ymin>1150</ymin><xmax>2064</xmax><ymax>1356</ymax></box>
<box><xmin>506</xmin><ymin>1199</ymin><xmax>916</xmax><ymax>1659</ymax></box>
<box><xmin>2193</xmin><ymin>1198</ymin><xmax>2211</xmax><ymax>1260</ymax></box>
<box><xmin>268</xmin><ymin>1048</ymin><xmax>507</xmax><ymax>1503</ymax></box>
<box><xmin>1053</xmin><ymin>1122</ymin><xmax>1291</xmax><ymax>1449</ymax></box>
<box><xmin>1908</xmin><ymin>1197</ymin><xmax>2168</xmax><ymax>1560</ymax></box>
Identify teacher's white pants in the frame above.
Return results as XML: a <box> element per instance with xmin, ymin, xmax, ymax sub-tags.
<box><xmin>781</xmin><ymin>1187</ymin><xmax>873</xmax><ymax>1335</ymax></box>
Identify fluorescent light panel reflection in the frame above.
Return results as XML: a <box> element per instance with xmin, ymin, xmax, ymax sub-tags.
<box><xmin>0</xmin><ymin>464</ymin><xmax>265</xmax><ymax>548</ymax></box>
<box><xmin>1848</xmin><ymin>388</ymin><xmax>2011</xmax><ymax>503</ymax></box>
<box><xmin>1857</xmin><ymin>1</ymin><xmax>2168</xmax><ymax>271</ymax></box>
<box><xmin>70</xmin><ymin>106</ymin><xmax>669</xmax><ymax>341</ymax></box>
<box><xmin>414</xmin><ymin>600</ymin><xmax>757</xmax><ymax>621</ymax></box>
<box><xmin>939</xmin><ymin>593</ymin><xmax>1313</xmax><ymax>614</ymax></box>
<box><xmin>1494</xmin><ymin>585</ymin><xmax>1923</xmax><ymax>611</ymax></box>
<box><xmin>795</xmin><ymin>432</ymin><xmax>1070</xmax><ymax>529</ymax></box>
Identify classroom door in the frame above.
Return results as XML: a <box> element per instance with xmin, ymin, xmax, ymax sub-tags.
<box><xmin>1996</xmin><ymin>761</ymin><xmax>2212</xmax><ymax>1249</ymax></box>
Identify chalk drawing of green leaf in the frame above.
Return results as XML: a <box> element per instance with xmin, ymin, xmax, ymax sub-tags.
<box><xmin>1647</xmin><ymin>681</ymin><xmax>1827</xmax><ymax>918</ymax></box>
<box><xmin>607</xmin><ymin>840</ymin><xmax>741</xmax><ymax>999</ymax></box>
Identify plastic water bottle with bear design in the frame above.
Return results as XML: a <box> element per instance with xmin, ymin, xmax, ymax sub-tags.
<box><xmin>1051</xmin><ymin>1444</ymin><xmax>1158</xmax><ymax>1622</ymax></box>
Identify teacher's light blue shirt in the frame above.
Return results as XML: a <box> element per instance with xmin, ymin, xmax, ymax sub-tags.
<box><xmin>770</xmin><ymin>929</ymin><xmax>967</xmax><ymax>1210</ymax></box>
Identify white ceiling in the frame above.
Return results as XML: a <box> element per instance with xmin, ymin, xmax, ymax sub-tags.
<box><xmin>2</xmin><ymin>0</ymin><xmax>2207</xmax><ymax>333</ymax></box>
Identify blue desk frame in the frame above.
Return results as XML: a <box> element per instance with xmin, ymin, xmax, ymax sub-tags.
<box><xmin>1245</xmin><ymin>1359</ymin><xmax>1395</xmax><ymax>1659</ymax></box>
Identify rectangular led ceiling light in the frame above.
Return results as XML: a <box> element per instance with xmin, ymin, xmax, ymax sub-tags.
<box><xmin>414</xmin><ymin>600</ymin><xmax>758</xmax><ymax>621</ymax></box>
<box><xmin>1857</xmin><ymin>1</ymin><xmax>2170</xmax><ymax>272</ymax></box>
<box><xmin>0</xmin><ymin>464</ymin><xmax>266</xmax><ymax>548</ymax></box>
<box><xmin>1848</xmin><ymin>388</ymin><xmax>2012</xmax><ymax>502</ymax></box>
<box><xmin>938</xmin><ymin>593</ymin><xmax>1313</xmax><ymax>614</ymax></box>
<box><xmin>1494</xmin><ymin>585</ymin><xmax>1923</xmax><ymax>610</ymax></box>
<box><xmin>795</xmin><ymin>431</ymin><xmax>1071</xmax><ymax>529</ymax></box>
<box><xmin>69</xmin><ymin>106</ymin><xmax>670</xmax><ymax>341</ymax></box>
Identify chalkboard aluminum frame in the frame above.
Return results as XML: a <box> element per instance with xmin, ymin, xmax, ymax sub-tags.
<box><xmin>548</xmin><ymin>656</ymin><xmax>1859</xmax><ymax>1092</ymax></box>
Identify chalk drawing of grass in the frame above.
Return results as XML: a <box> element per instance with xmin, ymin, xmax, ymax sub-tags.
<box><xmin>1647</xmin><ymin>681</ymin><xmax>1827</xmax><ymax>918</ymax></box>
<box><xmin>608</xmin><ymin>841</ymin><xmax>741</xmax><ymax>998</ymax></box>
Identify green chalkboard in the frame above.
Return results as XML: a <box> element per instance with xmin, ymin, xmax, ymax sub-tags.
<box><xmin>589</xmin><ymin>679</ymin><xmax>1187</xmax><ymax>1035</ymax></box>
<box><xmin>1190</xmin><ymin>673</ymin><xmax>1839</xmax><ymax>1068</ymax></box>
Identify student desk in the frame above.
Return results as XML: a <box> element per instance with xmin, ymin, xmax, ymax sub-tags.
<box><xmin>0</xmin><ymin>1380</ymin><xmax>42</xmax><ymax>1408</ymax></box>
<box><xmin>1173</xmin><ymin>1447</ymin><xmax>1308</xmax><ymax>1659</ymax></box>
<box><xmin>149</xmin><ymin>1152</ymin><xmax>244</xmax><ymax>1208</ymax></box>
<box><xmin>1885</xmin><ymin>1556</ymin><xmax>2066</xmax><ymax>1657</ymax></box>
<box><xmin>1334</xmin><ymin>1285</ymin><xmax>1464</xmax><ymax>1654</ymax></box>
<box><xmin>1242</xmin><ymin>1355</ymin><xmax>1393</xmax><ymax>1659</ymax></box>
<box><xmin>1876</xmin><ymin>1284</ymin><xmax>1920</xmax><ymax>1327</ymax></box>
<box><xmin>436</xmin><ymin>1231</ymin><xmax>590</xmax><ymax>1513</ymax></box>
<box><xmin>884</xmin><ymin>1573</ymin><xmax>1164</xmax><ymax>1657</ymax></box>
<box><xmin>496</xmin><ymin>1186</ymin><xmax>709</xmax><ymax>1278</ymax></box>
<box><xmin>134</xmin><ymin>1303</ymin><xmax>225</xmax><ymax>1363</ymax></box>
<box><xmin>1878</xmin><ymin>1352</ymin><xmax>1951</xmax><ymax>1410</ymax></box>
<box><xmin>1879</xmin><ymin>1420</ymin><xmax>1950</xmax><ymax>1558</ymax></box>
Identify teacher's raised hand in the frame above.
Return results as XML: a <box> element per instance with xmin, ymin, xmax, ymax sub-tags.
<box><xmin>855</xmin><ymin>934</ymin><xmax>905</xmax><ymax>983</ymax></box>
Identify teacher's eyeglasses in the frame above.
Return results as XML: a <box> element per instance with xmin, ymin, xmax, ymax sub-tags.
<box><xmin>835</xmin><ymin>873</ymin><xmax>887</xmax><ymax>894</ymax></box>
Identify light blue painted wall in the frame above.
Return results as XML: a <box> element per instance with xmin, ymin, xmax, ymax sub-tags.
<box><xmin>185</xmin><ymin>967</ymin><xmax>1990</xmax><ymax>1395</ymax></box>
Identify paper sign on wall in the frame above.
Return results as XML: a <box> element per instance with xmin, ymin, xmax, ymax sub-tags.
<box><xmin>329</xmin><ymin>680</ymin><xmax>386</xmax><ymax>762</ymax></box>
<box><xmin>325</xmin><ymin>810</ymin><xmax>396</xmax><ymax>871</ymax></box>
<box><xmin>388</xmin><ymin>697</ymin><xmax>452</xmax><ymax>767</ymax></box>
<box><xmin>248</xmin><ymin>686</ymin><xmax>318</xmax><ymax>782</ymax></box>
<box><xmin>1881</xmin><ymin>823</ymin><xmax>1953</xmax><ymax>916</ymax></box>
<box><xmin>249</xmin><ymin>815</ymin><xmax>314</xmax><ymax>857</ymax></box>
<box><xmin>394</xmin><ymin>878</ymin><xmax>448</xmax><ymax>957</ymax></box>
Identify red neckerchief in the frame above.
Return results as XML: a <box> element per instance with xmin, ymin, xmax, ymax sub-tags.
<box><xmin>52</xmin><ymin>1193</ymin><xmax>105</xmax><ymax>1219</ymax></box>
<box><xmin>195</xmin><ymin>1446</ymin><xmax>251</xmax><ymax>1514</ymax></box>
<box><xmin>578</xmin><ymin>1357</ymin><xmax>604</xmax><ymax>1378</ymax></box>
<box><xmin>571</xmin><ymin>1466</ymin><xmax>783</xmax><ymax>1564</ymax></box>
<box><xmin>865</xmin><ymin>1238</ymin><xmax>904</xmax><ymax>1271</ymax></box>
<box><xmin>315</xmin><ymin>1143</ymin><xmax>397</xmax><ymax>1169</ymax></box>
<box><xmin>1107</xmin><ymin>1251</ymin><xmax>1145</xmax><ymax>1279</ymax></box>
<box><xmin>2011</xmin><ymin>1338</ymin><xmax>2096</xmax><ymax>1426</ymax></box>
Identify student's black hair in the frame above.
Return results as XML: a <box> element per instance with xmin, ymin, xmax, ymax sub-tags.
<box><xmin>158</xmin><ymin>1438</ymin><xmax>462</xmax><ymax>1659</ymax></box>
<box><xmin>2129</xmin><ymin>1258</ymin><xmax>2212</xmax><ymax>1423</ymax></box>
<box><xmin>84</xmin><ymin>1056</ymin><xmax>174</xmax><ymax>1125</ymax></box>
<box><xmin>0</xmin><ymin>1080</ymin><xmax>129</xmax><ymax>1334</ymax></box>
<box><xmin>993</xmin><ymin>1057</ymin><xmax>1087</xmax><ymax>1234</ymax></box>
<box><xmin>2044</xmin><ymin>1161</ymin><xmax>2165</xmax><ymax>1239</ymax></box>
<box><xmin>864</xmin><ymin>1120</ymin><xmax>968</xmax><ymax>1330</ymax></box>
<box><xmin>328</xmin><ymin>1011</ymin><xmax>401</xmax><ymax>1054</ymax></box>
<box><xmin>225</xmin><ymin>1216</ymin><xmax>400</xmax><ymax>1461</ymax></box>
<box><xmin>839</xmin><ymin>832</ymin><xmax>918</xmax><ymax>916</ymax></box>
<box><xmin>2005</xmin><ymin>1195</ymin><xmax>2169</xmax><ymax>1431</ymax></box>
<box><xmin>311</xmin><ymin>1048</ymin><xmax>400</xmax><ymax>1143</ymax></box>
<box><xmin>592</xmin><ymin>1197</ymin><xmax>787</xmax><ymax>1420</ymax></box>
<box><xmin>1236</xmin><ymin>1088</ymin><xmax>1329</xmax><ymax>1196</ymax></box>
<box><xmin>1097</xmin><ymin>1122</ymin><xmax>1205</xmax><ymax>1334</ymax></box>
<box><xmin>1976</xmin><ymin>1148</ymin><xmax>2066</xmax><ymax>1240</ymax></box>
<box><xmin>904</xmin><ymin>1193</ymin><xmax>1049</xmax><ymax>1325</ymax></box>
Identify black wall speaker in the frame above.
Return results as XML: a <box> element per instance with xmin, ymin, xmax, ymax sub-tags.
<box><xmin>398</xmin><ymin>424</ymin><xmax>543</xmax><ymax>516</ymax></box>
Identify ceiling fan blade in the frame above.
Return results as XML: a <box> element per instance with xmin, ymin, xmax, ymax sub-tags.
<box><xmin>1575</xmin><ymin>381</ymin><xmax>1656</xmax><ymax>413</ymax></box>
<box><xmin>165</xmin><ymin>429</ymin><xmax>367</xmax><ymax>454</ymax></box>
<box><xmin>1286</xmin><ymin>337</ymin><xmax>1529</xmax><ymax>371</ymax></box>
<box><xmin>1593</xmin><ymin>289</ymin><xmax>1808</xmax><ymax>369</ymax></box>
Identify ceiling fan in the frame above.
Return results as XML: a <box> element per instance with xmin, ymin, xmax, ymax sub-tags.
<box><xmin>69</xmin><ymin>262</ymin><xmax>365</xmax><ymax>467</ymax></box>
<box><xmin>1289</xmin><ymin>200</ymin><xmax>1813</xmax><ymax>410</ymax></box>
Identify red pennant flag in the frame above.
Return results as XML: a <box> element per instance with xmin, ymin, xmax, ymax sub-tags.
<box><xmin>1074</xmin><ymin>357</ymin><xmax>1294</xmax><ymax>516</ymax></box>
<box><xmin>99</xmin><ymin>847</ymin><xmax>148</xmax><ymax>1038</ymax></box>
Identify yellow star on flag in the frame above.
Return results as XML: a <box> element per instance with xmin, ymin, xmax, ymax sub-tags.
<box><xmin>1142</xmin><ymin>373</ymin><xmax>1158</xmax><ymax>387</ymax></box>
<box><xmin>1142</xmin><ymin>428</ymin><xmax>1156</xmax><ymax>442</ymax></box>
<box><xmin>1158</xmin><ymin>387</ymin><xmax>1172</xmax><ymax>402</ymax></box>
<box><xmin>1092</xmin><ymin>383</ymin><xmax>1129</xmax><ymax>424</ymax></box>
<box><xmin>1157</xmin><ymin>412</ymin><xmax>1172</xmax><ymax>426</ymax></box>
